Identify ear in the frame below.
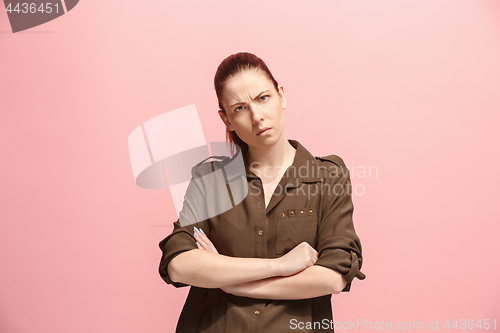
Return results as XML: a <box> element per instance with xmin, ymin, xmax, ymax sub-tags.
<box><xmin>218</xmin><ymin>110</ymin><xmax>234</xmax><ymax>131</ymax></box>
<box><xmin>278</xmin><ymin>85</ymin><xmax>287</xmax><ymax>109</ymax></box>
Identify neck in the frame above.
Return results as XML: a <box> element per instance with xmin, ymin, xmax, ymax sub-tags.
<box><xmin>245</xmin><ymin>134</ymin><xmax>296</xmax><ymax>176</ymax></box>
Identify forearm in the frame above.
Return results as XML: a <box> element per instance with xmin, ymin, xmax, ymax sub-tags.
<box><xmin>168</xmin><ymin>249</ymin><xmax>280</xmax><ymax>289</ymax></box>
<box><xmin>225</xmin><ymin>265</ymin><xmax>347</xmax><ymax>300</ymax></box>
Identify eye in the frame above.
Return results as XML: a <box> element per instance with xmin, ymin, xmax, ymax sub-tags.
<box><xmin>260</xmin><ymin>95</ymin><xmax>269</xmax><ymax>102</ymax></box>
<box><xmin>234</xmin><ymin>105</ymin><xmax>244</xmax><ymax>112</ymax></box>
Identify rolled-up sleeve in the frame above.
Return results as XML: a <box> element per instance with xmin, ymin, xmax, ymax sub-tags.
<box><xmin>158</xmin><ymin>220</ymin><xmax>198</xmax><ymax>288</ymax></box>
<box><xmin>158</xmin><ymin>163</ymin><xmax>211</xmax><ymax>288</ymax></box>
<box><xmin>314</xmin><ymin>157</ymin><xmax>366</xmax><ymax>292</ymax></box>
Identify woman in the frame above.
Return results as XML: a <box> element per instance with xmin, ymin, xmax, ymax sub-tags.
<box><xmin>159</xmin><ymin>52</ymin><xmax>366</xmax><ymax>333</ymax></box>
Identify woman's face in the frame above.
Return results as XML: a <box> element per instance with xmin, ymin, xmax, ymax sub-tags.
<box><xmin>218</xmin><ymin>69</ymin><xmax>287</xmax><ymax>151</ymax></box>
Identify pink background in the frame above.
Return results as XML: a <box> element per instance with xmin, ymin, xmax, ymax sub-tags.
<box><xmin>1</xmin><ymin>0</ymin><xmax>499</xmax><ymax>332</ymax></box>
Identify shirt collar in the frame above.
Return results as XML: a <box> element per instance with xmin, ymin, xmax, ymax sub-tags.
<box><xmin>224</xmin><ymin>139</ymin><xmax>323</xmax><ymax>186</ymax></box>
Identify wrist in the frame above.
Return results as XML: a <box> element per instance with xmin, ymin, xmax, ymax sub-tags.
<box><xmin>270</xmin><ymin>258</ymin><xmax>283</xmax><ymax>277</ymax></box>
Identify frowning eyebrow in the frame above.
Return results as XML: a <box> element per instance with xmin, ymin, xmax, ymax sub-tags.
<box><xmin>229</xmin><ymin>90</ymin><xmax>270</xmax><ymax>108</ymax></box>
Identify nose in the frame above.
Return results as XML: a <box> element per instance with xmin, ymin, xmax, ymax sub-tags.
<box><xmin>249</xmin><ymin>104</ymin><xmax>264</xmax><ymax>124</ymax></box>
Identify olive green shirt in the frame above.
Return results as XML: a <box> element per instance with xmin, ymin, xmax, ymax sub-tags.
<box><xmin>158</xmin><ymin>139</ymin><xmax>366</xmax><ymax>332</ymax></box>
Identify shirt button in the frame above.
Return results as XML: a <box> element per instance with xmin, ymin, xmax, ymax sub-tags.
<box><xmin>299</xmin><ymin>210</ymin><xmax>304</xmax><ymax>215</ymax></box>
<box><xmin>290</xmin><ymin>210</ymin><xmax>295</xmax><ymax>216</ymax></box>
<box><xmin>254</xmin><ymin>310</ymin><xmax>260</xmax><ymax>315</ymax></box>
<box><xmin>309</xmin><ymin>209</ymin><xmax>313</xmax><ymax>214</ymax></box>
<box><xmin>281</xmin><ymin>212</ymin><xmax>285</xmax><ymax>217</ymax></box>
<box><xmin>258</xmin><ymin>230</ymin><xmax>263</xmax><ymax>236</ymax></box>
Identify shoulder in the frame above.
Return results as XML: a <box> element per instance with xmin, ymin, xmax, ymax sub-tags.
<box><xmin>315</xmin><ymin>154</ymin><xmax>347</xmax><ymax>169</ymax></box>
<box><xmin>314</xmin><ymin>154</ymin><xmax>350</xmax><ymax>180</ymax></box>
<box><xmin>191</xmin><ymin>156</ymin><xmax>230</xmax><ymax>178</ymax></box>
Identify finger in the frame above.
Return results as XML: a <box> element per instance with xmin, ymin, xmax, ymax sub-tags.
<box><xmin>203</xmin><ymin>236</ymin><xmax>219</xmax><ymax>254</ymax></box>
<box><xmin>194</xmin><ymin>227</ymin><xmax>206</xmax><ymax>242</ymax></box>
<box><xmin>210</xmin><ymin>245</ymin><xmax>219</xmax><ymax>254</ymax></box>
<box><xmin>194</xmin><ymin>232</ymin><xmax>218</xmax><ymax>254</ymax></box>
<box><xmin>202</xmin><ymin>236</ymin><xmax>219</xmax><ymax>254</ymax></box>
<box><xmin>193</xmin><ymin>230</ymin><xmax>208</xmax><ymax>248</ymax></box>
<box><xmin>196</xmin><ymin>228</ymin><xmax>219</xmax><ymax>254</ymax></box>
<box><xmin>196</xmin><ymin>241</ymin><xmax>209</xmax><ymax>251</ymax></box>
<box><xmin>194</xmin><ymin>231</ymin><xmax>209</xmax><ymax>249</ymax></box>
<box><xmin>193</xmin><ymin>228</ymin><xmax>206</xmax><ymax>243</ymax></box>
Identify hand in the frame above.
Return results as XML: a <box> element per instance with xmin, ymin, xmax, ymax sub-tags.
<box><xmin>193</xmin><ymin>227</ymin><xmax>241</xmax><ymax>294</ymax></box>
<box><xmin>274</xmin><ymin>242</ymin><xmax>318</xmax><ymax>277</ymax></box>
<box><xmin>193</xmin><ymin>226</ymin><xmax>219</xmax><ymax>254</ymax></box>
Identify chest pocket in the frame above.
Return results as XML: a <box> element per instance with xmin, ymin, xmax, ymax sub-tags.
<box><xmin>276</xmin><ymin>208</ymin><xmax>318</xmax><ymax>255</ymax></box>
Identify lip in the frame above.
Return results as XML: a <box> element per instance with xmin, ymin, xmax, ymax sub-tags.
<box><xmin>257</xmin><ymin>127</ymin><xmax>271</xmax><ymax>135</ymax></box>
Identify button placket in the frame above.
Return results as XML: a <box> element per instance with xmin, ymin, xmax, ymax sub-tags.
<box><xmin>252</xmin><ymin>179</ymin><xmax>266</xmax><ymax>258</ymax></box>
